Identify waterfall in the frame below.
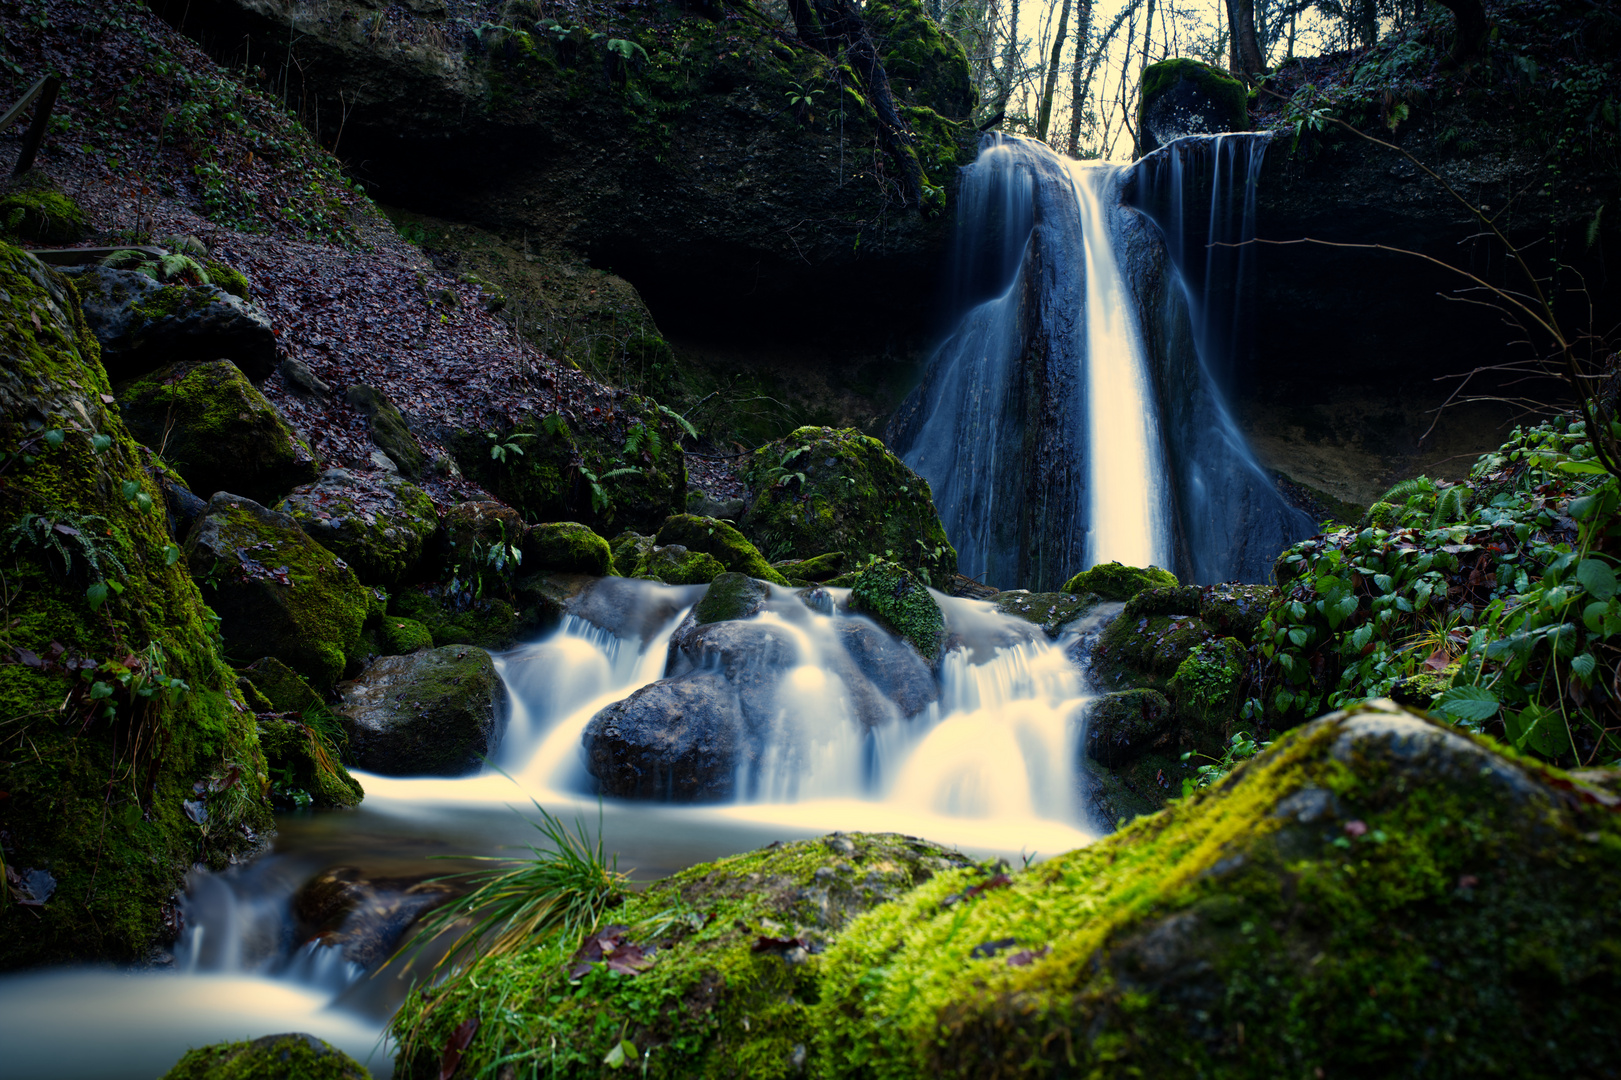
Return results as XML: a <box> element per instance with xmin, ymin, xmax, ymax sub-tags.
<box><xmin>1126</xmin><ymin>133</ymin><xmax>1315</xmax><ymax>583</ymax></box>
<box><xmin>892</xmin><ymin>133</ymin><xmax>1312</xmax><ymax>588</ymax></box>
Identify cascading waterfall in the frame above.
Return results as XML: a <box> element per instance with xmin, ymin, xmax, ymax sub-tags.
<box><xmin>892</xmin><ymin>132</ymin><xmax>1312</xmax><ymax>588</ymax></box>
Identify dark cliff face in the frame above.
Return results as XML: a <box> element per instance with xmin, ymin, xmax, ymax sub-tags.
<box><xmin>156</xmin><ymin>0</ymin><xmax>976</xmax><ymax>353</ymax></box>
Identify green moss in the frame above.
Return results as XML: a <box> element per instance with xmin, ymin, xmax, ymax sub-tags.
<box><xmin>773</xmin><ymin>550</ymin><xmax>846</xmax><ymax>583</ymax></box>
<box><xmin>609</xmin><ymin>529</ymin><xmax>656</xmax><ymax>577</ymax></box>
<box><xmin>524</xmin><ymin>521</ymin><xmax>613</xmax><ymax>575</ymax></box>
<box><xmin>814</xmin><ymin>701</ymin><xmax>1621</xmax><ymax>1076</ymax></box>
<box><xmin>658</xmin><ymin>514</ymin><xmax>789</xmax><ymax>585</ymax></box>
<box><xmin>1084</xmin><ymin>687</ymin><xmax>1174</xmax><ymax>765</ymax></box>
<box><xmin>739</xmin><ymin>428</ymin><xmax>956</xmax><ymax>585</ymax></box>
<box><xmin>1090</xmin><ymin>587</ymin><xmax>1216</xmax><ymax>692</ymax></box>
<box><xmin>641</xmin><ymin>544</ymin><xmax>727</xmax><ymax>585</ymax></box>
<box><xmin>202</xmin><ymin>260</ymin><xmax>251</xmax><ymax>299</ymax></box>
<box><xmin>1166</xmin><ymin>636</ymin><xmax>1247</xmax><ymax>753</ymax></box>
<box><xmin>118</xmin><ymin>360</ymin><xmax>319</xmax><ymax>505</ymax></box>
<box><xmin>162</xmin><ymin>1033</ymin><xmax>368</xmax><ymax>1080</ymax></box>
<box><xmin>693</xmin><ymin>571</ymin><xmax>772</xmax><ymax>625</ymax></box>
<box><xmin>236</xmin><ymin>655</ymin><xmax>323</xmax><ymax>715</ymax></box>
<box><xmin>390</xmin><ymin>833</ymin><xmax>975</xmax><ymax>1079</ymax></box>
<box><xmin>380</xmin><ymin>615</ymin><xmax>435</xmax><ymax>654</ymax></box>
<box><xmin>255</xmin><ymin>715</ymin><xmax>363</xmax><ymax>809</ymax></box>
<box><xmin>279</xmin><ymin>472</ymin><xmax>439</xmax><ymax>587</ymax></box>
<box><xmin>1060</xmin><ymin>561</ymin><xmax>1178</xmax><ymax>601</ymax></box>
<box><xmin>185</xmin><ymin>495</ymin><xmax>371</xmax><ymax>691</ymax></box>
<box><xmin>391</xmin><ymin>586</ymin><xmax>519</xmax><ymax>651</ymax></box>
<box><xmin>0</xmin><ymin>241</ymin><xmax>271</xmax><ymax>968</ymax></box>
<box><xmin>0</xmin><ymin>183</ymin><xmax>88</xmax><ymax>244</ymax></box>
<box><xmin>849</xmin><ymin>560</ymin><xmax>944</xmax><ymax>662</ymax></box>
<box><xmin>1136</xmin><ymin>57</ymin><xmax>1248</xmax><ymax>145</ymax></box>
<box><xmin>345</xmin><ymin>383</ymin><xmax>424</xmax><ymax>477</ymax></box>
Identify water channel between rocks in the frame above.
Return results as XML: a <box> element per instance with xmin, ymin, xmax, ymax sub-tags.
<box><xmin>0</xmin><ymin>582</ymin><xmax>1108</xmax><ymax>1079</ymax></box>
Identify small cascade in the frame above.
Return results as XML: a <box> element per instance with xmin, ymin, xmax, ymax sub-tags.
<box><xmin>1126</xmin><ymin>133</ymin><xmax>1315</xmax><ymax>582</ymax></box>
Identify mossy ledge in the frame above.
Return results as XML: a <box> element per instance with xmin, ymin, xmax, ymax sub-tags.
<box><xmin>0</xmin><ymin>242</ymin><xmax>272</xmax><ymax>968</ymax></box>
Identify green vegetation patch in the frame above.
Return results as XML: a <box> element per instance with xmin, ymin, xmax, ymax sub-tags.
<box><xmin>524</xmin><ymin>521</ymin><xmax>613</xmax><ymax>576</ymax></box>
<box><xmin>658</xmin><ymin>514</ymin><xmax>788</xmax><ymax>585</ymax></box>
<box><xmin>849</xmin><ymin>560</ymin><xmax>944</xmax><ymax>662</ymax></box>
<box><xmin>0</xmin><ymin>180</ymin><xmax>88</xmax><ymax>244</ymax></box>
<box><xmin>1060</xmin><ymin>560</ymin><xmax>1178</xmax><ymax>601</ymax></box>
<box><xmin>162</xmin><ymin>1033</ymin><xmax>368</xmax><ymax>1080</ymax></box>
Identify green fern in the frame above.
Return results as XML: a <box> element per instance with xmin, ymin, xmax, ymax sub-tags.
<box><xmin>599</xmin><ymin>467</ymin><xmax>643</xmax><ymax>482</ymax></box>
<box><xmin>1376</xmin><ymin>477</ymin><xmax>1436</xmax><ymax>504</ymax></box>
<box><xmin>657</xmin><ymin>404</ymin><xmax>699</xmax><ymax>440</ymax></box>
<box><xmin>1430</xmin><ymin>483</ymin><xmax>1470</xmax><ymax>527</ymax></box>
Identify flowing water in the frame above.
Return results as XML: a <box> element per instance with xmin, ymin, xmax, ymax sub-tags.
<box><xmin>0</xmin><ymin>582</ymin><xmax>1102</xmax><ymax>1078</ymax></box>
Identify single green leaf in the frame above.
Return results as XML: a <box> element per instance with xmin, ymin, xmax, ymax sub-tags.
<box><xmin>1576</xmin><ymin>558</ymin><xmax>1618</xmax><ymax>600</ymax></box>
<box><xmin>86</xmin><ymin>582</ymin><xmax>108</xmax><ymax>610</ymax></box>
<box><xmin>90</xmin><ymin>433</ymin><xmax>113</xmax><ymax>453</ymax></box>
<box><xmin>1572</xmin><ymin>652</ymin><xmax>1597</xmax><ymax>679</ymax></box>
<box><xmin>1288</xmin><ymin>627</ymin><xmax>1309</xmax><ymax>648</ymax></box>
<box><xmin>1433</xmin><ymin>684</ymin><xmax>1500</xmax><ymax>723</ymax></box>
<box><xmin>43</xmin><ymin>428</ymin><xmax>65</xmax><ymax>448</ymax></box>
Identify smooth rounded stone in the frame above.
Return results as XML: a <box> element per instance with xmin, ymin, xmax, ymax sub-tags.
<box><xmin>583</xmin><ymin>671</ymin><xmax>746</xmax><ymax>800</ymax></box>
<box><xmin>1136</xmin><ymin>57</ymin><xmax>1248</xmax><ymax>155</ymax></box>
<box><xmin>566</xmin><ymin>575</ymin><xmax>704</xmax><ymax>640</ymax></box>
<box><xmin>833</xmin><ymin>620</ymin><xmax>938</xmax><ymax>719</ymax></box>
<box><xmin>279</xmin><ymin>468</ymin><xmax>439</xmax><ymax>587</ymax></box>
<box><xmin>159</xmin><ymin>1032</ymin><xmax>367</xmax><ymax>1080</ymax></box>
<box><xmin>523</xmin><ymin>520</ymin><xmax>613</xmax><ymax>575</ymax></box>
<box><xmin>335</xmin><ymin>646</ymin><xmax>507</xmax><ymax>775</ymax></box>
<box><xmin>69</xmin><ymin>265</ymin><xmax>277</xmax><ymax>382</ymax></box>
<box><xmin>692</xmin><ymin>571</ymin><xmax>772</xmax><ymax>625</ymax></box>
<box><xmin>292</xmin><ymin>866</ymin><xmax>454</xmax><ymax>970</ymax></box>
<box><xmin>1084</xmin><ymin>688</ymin><xmax>1174</xmax><ymax>766</ymax></box>
<box><xmin>185</xmin><ymin>493</ymin><xmax>369</xmax><ymax>691</ymax></box>
<box><xmin>119</xmin><ymin>360</ymin><xmax>319</xmax><ymax>505</ymax></box>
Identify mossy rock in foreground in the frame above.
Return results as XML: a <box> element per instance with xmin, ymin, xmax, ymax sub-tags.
<box><xmin>162</xmin><ymin>1033</ymin><xmax>367</xmax><ymax>1080</ymax></box>
<box><xmin>391</xmin><ymin>833</ymin><xmax>976</xmax><ymax>1079</ymax></box>
<box><xmin>119</xmin><ymin>360</ymin><xmax>320</xmax><ymax>505</ymax></box>
<box><xmin>0</xmin><ymin>242</ymin><xmax>270</xmax><ymax>968</ymax></box>
<box><xmin>817</xmin><ymin>700</ymin><xmax>1621</xmax><ymax>1077</ymax></box>
<box><xmin>738</xmin><ymin>427</ymin><xmax>956</xmax><ymax>584</ymax></box>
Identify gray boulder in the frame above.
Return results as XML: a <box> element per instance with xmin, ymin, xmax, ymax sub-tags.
<box><xmin>68</xmin><ymin>266</ymin><xmax>277</xmax><ymax>381</ymax></box>
<box><xmin>582</xmin><ymin>671</ymin><xmax>745</xmax><ymax>801</ymax></box>
<box><xmin>335</xmin><ymin>646</ymin><xmax>507</xmax><ymax>776</ymax></box>
<box><xmin>279</xmin><ymin>468</ymin><xmax>440</xmax><ymax>587</ymax></box>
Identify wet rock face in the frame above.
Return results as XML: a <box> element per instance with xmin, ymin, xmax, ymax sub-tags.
<box><xmin>335</xmin><ymin>646</ymin><xmax>507</xmax><ymax>775</ymax></box>
<box><xmin>1084</xmin><ymin>688</ymin><xmax>1175</xmax><ymax>766</ymax></box>
<box><xmin>292</xmin><ymin>865</ymin><xmax>454</xmax><ymax>971</ymax></box>
<box><xmin>67</xmin><ymin>266</ymin><xmax>277</xmax><ymax>381</ymax></box>
<box><xmin>279</xmin><ymin>468</ymin><xmax>440</xmax><ymax>587</ymax></box>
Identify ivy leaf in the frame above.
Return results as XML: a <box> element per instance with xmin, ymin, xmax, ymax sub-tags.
<box><xmin>42</xmin><ymin>428</ymin><xmax>65</xmax><ymax>448</ymax></box>
<box><xmin>1350</xmin><ymin>623</ymin><xmax>1374</xmax><ymax>651</ymax></box>
<box><xmin>164</xmin><ymin>544</ymin><xmax>181</xmax><ymax>566</ymax></box>
<box><xmin>90</xmin><ymin>434</ymin><xmax>113</xmax><ymax>453</ymax></box>
<box><xmin>1326</xmin><ymin>595</ymin><xmax>1358</xmax><ymax>629</ymax></box>
<box><xmin>1576</xmin><ymin>558</ymin><xmax>1618</xmax><ymax>601</ymax></box>
<box><xmin>1288</xmin><ymin>627</ymin><xmax>1309</xmax><ymax>648</ymax></box>
<box><xmin>86</xmin><ymin>582</ymin><xmax>108</xmax><ymax>610</ymax></box>
<box><xmin>1433</xmin><ymin>684</ymin><xmax>1500</xmax><ymax>723</ymax></box>
<box><xmin>1571</xmin><ymin>652</ymin><xmax>1597</xmax><ymax>679</ymax></box>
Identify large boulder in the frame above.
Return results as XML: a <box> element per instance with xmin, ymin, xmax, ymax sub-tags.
<box><xmin>1135</xmin><ymin>57</ymin><xmax>1248</xmax><ymax>155</ymax></box>
<box><xmin>1083</xmin><ymin>687</ymin><xmax>1175</xmax><ymax>766</ymax></box>
<box><xmin>740</xmin><ymin>427</ymin><xmax>956</xmax><ymax>584</ymax></box>
<box><xmin>278</xmin><ymin>468</ymin><xmax>439</xmax><ymax>587</ymax></box>
<box><xmin>335</xmin><ymin>646</ymin><xmax>507</xmax><ymax>775</ymax></box>
<box><xmin>67</xmin><ymin>266</ymin><xmax>277</xmax><ymax>381</ymax></box>
<box><xmin>118</xmin><ymin>360</ymin><xmax>319</xmax><ymax>505</ymax></box>
<box><xmin>581</xmin><ymin>671</ymin><xmax>746</xmax><ymax>801</ymax></box>
<box><xmin>185</xmin><ymin>493</ymin><xmax>370</xmax><ymax>691</ymax></box>
<box><xmin>160</xmin><ymin>1033</ymin><xmax>367</xmax><ymax>1080</ymax></box>
<box><xmin>816</xmin><ymin>701</ymin><xmax>1621</xmax><ymax>1074</ymax></box>
<box><xmin>833</xmin><ymin>619</ymin><xmax>939</xmax><ymax>720</ymax></box>
<box><xmin>522</xmin><ymin>521</ymin><xmax>612</xmax><ymax>576</ymax></box>
<box><xmin>0</xmin><ymin>242</ymin><xmax>271</xmax><ymax>968</ymax></box>
<box><xmin>1060</xmin><ymin>560</ymin><xmax>1179</xmax><ymax>601</ymax></box>
<box><xmin>656</xmin><ymin>514</ymin><xmax>788</xmax><ymax>585</ymax></box>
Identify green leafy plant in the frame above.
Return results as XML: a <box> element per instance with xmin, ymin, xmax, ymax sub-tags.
<box><xmin>1180</xmin><ymin>731</ymin><xmax>1271</xmax><ymax>797</ymax></box>
<box><xmin>6</xmin><ymin>512</ymin><xmax>128</xmax><ymax>610</ymax></box>
<box><xmin>487</xmin><ymin>430</ymin><xmax>532</xmax><ymax>465</ymax></box>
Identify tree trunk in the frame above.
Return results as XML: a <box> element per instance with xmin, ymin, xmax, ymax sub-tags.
<box><xmin>1064</xmin><ymin>0</ymin><xmax>1095</xmax><ymax>156</ymax></box>
<box><xmin>1432</xmin><ymin>0</ymin><xmax>1488</xmax><ymax>64</ymax></box>
<box><xmin>1138</xmin><ymin>0</ymin><xmax>1156</xmax><ymax>75</ymax></box>
<box><xmin>1225</xmin><ymin>0</ymin><xmax>1264</xmax><ymax>81</ymax></box>
<box><xmin>1035</xmin><ymin>0</ymin><xmax>1073</xmax><ymax>142</ymax></box>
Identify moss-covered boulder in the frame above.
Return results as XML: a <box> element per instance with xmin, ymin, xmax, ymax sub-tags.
<box><xmin>161</xmin><ymin>1033</ymin><xmax>367</xmax><ymax>1080</ymax></box>
<box><xmin>523</xmin><ymin>520</ymin><xmax>612</xmax><ymax>576</ymax></box>
<box><xmin>256</xmin><ymin>716</ymin><xmax>364</xmax><ymax>809</ymax></box>
<box><xmin>657</xmin><ymin>513</ymin><xmax>789</xmax><ymax>585</ymax></box>
<box><xmin>277</xmin><ymin>468</ymin><xmax>438</xmax><ymax>587</ymax></box>
<box><xmin>451</xmin><ymin>399</ymin><xmax>687</xmax><ymax>535</ymax></box>
<box><xmin>391</xmin><ymin>585</ymin><xmax>520</xmax><ymax>651</ymax></box>
<box><xmin>817</xmin><ymin>700</ymin><xmax>1621</xmax><ymax>1075</ymax></box>
<box><xmin>1090</xmin><ymin>585</ymin><xmax>1216</xmax><ymax>692</ymax></box>
<box><xmin>773</xmin><ymin>551</ymin><xmax>846</xmax><ymax>584</ymax></box>
<box><xmin>994</xmin><ymin>591</ymin><xmax>1102</xmax><ymax>637</ymax></box>
<box><xmin>437</xmin><ymin>500</ymin><xmax>528</xmax><ymax>596</ymax></box>
<box><xmin>1084</xmin><ymin>688</ymin><xmax>1175</xmax><ymax>766</ymax></box>
<box><xmin>335</xmin><ymin>646</ymin><xmax>507</xmax><ymax>776</ymax></box>
<box><xmin>1081</xmin><ymin>749</ymin><xmax>1188</xmax><ymax>828</ymax></box>
<box><xmin>1136</xmin><ymin>57</ymin><xmax>1248</xmax><ymax>155</ymax></box>
<box><xmin>380</xmin><ymin>615</ymin><xmax>434</xmax><ymax>655</ymax></box>
<box><xmin>739</xmin><ymin>428</ymin><xmax>956</xmax><ymax>584</ymax></box>
<box><xmin>119</xmin><ymin>360</ymin><xmax>319</xmax><ymax>505</ymax></box>
<box><xmin>849</xmin><ymin>560</ymin><xmax>944</xmax><ymax>663</ymax></box>
<box><xmin>693</xmin><ymin>571</ymin><xmax>773</xmax><ymax>625</ymax></box>
<box><xmin>1060</xmin><ymin>560</ymin><xmax>1179</xmax><ymax>601</ymax></box>
<box><xmin>391</xmin><ymin>834</ymin><xmax>976</xmax><ymax>1078</ymax></box>
<box><xmin>345</xmin><ymin>383</ymin><xmax>424</xmax><ymax>477</ymax></box>
<box><xmin>0</xmin><ymin>242</ymin><xmax>271</xmax><ymax>968</ymax></box>
<box><xmin>641</xmin><ymin>544</ymin><xmax>727</xmax><ymax>585</ymax></box>
<box><xmin>68</xmin><ymin>266</ymin><xmax>278</xmax><ymax>381</ymax></box>
<box><xmin>0</xmin><ymin>177</ymin><xmax>87</xmax><ymax>244</ymax></box>
<box><xmin>185</xmin><ymin>493</ymin><xmax>370</xmax><ymax>691</ymax></box>
<box><xmin>235</xmin><ymin>655</ymin><xmax>324</xmax><ymax>716</ymax></box>
<box><xmin>609</xmin><ymin>529</ymin><xmax>655</xmax><ymax>577</ymax></box>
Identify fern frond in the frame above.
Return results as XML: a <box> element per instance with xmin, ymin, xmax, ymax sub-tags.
<box><xmin>1377</xmin><ymin>477</ymin><xmax>1436</xmax><ymax>504</ymax></box>
<box><xmin>657</xmin><ymin>404</ymin><xmax>699</xmax><ymax>440</ymax></box>
<box><xmin>1430</xmin><ymin>483</ymin><xmax>1470</xmax><ymax>527</ymax></box>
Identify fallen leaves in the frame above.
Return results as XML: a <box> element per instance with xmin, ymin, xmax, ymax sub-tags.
<box><xmin>568</xmin><ymin>925</ymin><xmax>656</xmax><ymax>979</ymax></box>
